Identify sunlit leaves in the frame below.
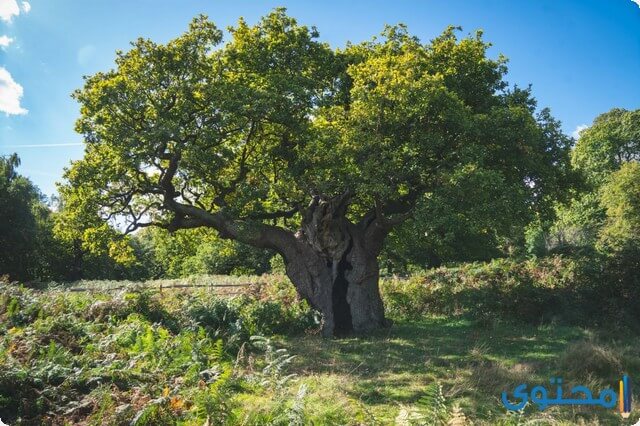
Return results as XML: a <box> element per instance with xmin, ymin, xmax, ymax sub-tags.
<box><xmin>64</xmin><ymin>8</ymin><xmax>572</xmax><ymax>263</ymax></box>
<box><xmin>598</xmin><ymin>162</ymin><xmax>640</xmax><ymax>250</ymax></box>
<box><xmin>572</xmin><ymin>108</ymin><xmax>640</xmax><ymax>185</ymax></box>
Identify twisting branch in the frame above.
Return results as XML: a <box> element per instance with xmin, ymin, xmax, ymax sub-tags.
<box><xmin>213</xmin><ymin>119</ymin><xmax>257</xmax><ymax>207</ymax></box>
<box><xmin>153</xmin><ymin>145</ymin><xmax>301</xmax><ymax>259</ymax></box>
<box><xmin>245</xmin><ymin>205</ymin><xmax>301</xmax><ymax>220</ymax></box>
<box><xmin>359</xmin><ymin>191</ymin><xmax>420</xmax><ymax>255</ymax></box>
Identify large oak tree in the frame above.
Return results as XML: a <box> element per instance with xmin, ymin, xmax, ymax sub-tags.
<box><xmin>63</xmin><ymin>10</ymin><xmax>572</xmax><ymax>336</ymax></box>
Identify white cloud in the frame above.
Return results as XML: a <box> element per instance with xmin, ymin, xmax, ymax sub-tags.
<box><xmin>572</xmin><ymin>124</ymin><xmax>589</xmax><ymax>140</ymax></box>
<box><xmin>0</xmin><ymin>35</ymin><xmax>13</xmax><ymax>48</ymax></box>
<box><xmin>0</xmin><ymin>0</ymin><xmax>20</xmax><ymax>22</ymax></box>
<box><xmin>0</xmin><ymin>67</ymin><xmax>28</xmax><ymax>115</ymax></box>
<box><xmin>0</xmin><ymin>1</ymin><xmax>29</xmax><ymax>116</ymax></box>
<box><xmin>632</xmin><ymin>0</ymin><xmax>640</xmax><ymax>8</ymax></box>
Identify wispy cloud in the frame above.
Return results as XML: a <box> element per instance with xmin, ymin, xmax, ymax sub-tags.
<box><xmin>0</xmin><ymin>67</ymin><xmax>27</xmax><ymax>115</ymax></box>
<box><xmin>20</xmin><ymin>1</ymin><xmax>29</xmax><ymax>13</ymax></box>
<box><xmin>0</xmin><ymin>0</ymin><xmax>20</xmax><ymax>22</ymax></box>
<box><xmin>572</xmin><ymin>124</ymin><xmax>589</xmax><ymax>140</ymax></box>
<box><xmin>0</xmin><ymin>35</ymin><xmax>13</xmax><ymax>48</ymax></box>
<box><xmin>1</xmin><ymin>143</ymin><xmax>83</xmax><ymax>148</ymax></box>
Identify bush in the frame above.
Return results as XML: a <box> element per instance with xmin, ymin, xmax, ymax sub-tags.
<box><xmin>0</xmin><ymin>284</ymin><xmax>42</xmax><ymax>328</ymax></box>
<box><xmin>382</xmin><ymin>256</ymin><xmax>581</xmax><ymax>326</ymax></box>
<box><xmin>241</xmin><ymin>300</ymin><xmax>317</xmax><ymax>336</ymax></box>
<box><xmin>185</xmin><ymin>297</ymin><xmax>247</xmax><ymax>350</ymax></box>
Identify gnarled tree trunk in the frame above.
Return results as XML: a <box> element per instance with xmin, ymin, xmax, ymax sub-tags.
<box><xmin>282</xmin><ymin>192</ymin><xmax>391</xmax><ymax>337</ymax></box>
<box><xmin>168</xmin><ymin>188</ymin><xmax>401</xmax><ymax>337</ymax></box>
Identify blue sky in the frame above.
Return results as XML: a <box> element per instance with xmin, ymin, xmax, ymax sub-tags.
<box><xmin>0</xmin><ymin>0</ymin><xmax>639</xmax><ymax>196</ymax></box>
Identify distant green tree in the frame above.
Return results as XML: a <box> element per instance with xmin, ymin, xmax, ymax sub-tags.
<box><xmin>598</xmin><ymin>162</ymin><xmax>640</xmax><ymax>250</ymax></box>
<box><xmin>542</xmin><ymin>108</ymin><xmax>640</xmax><ymax>254</ymax></box>
<box><xmin>0</xmin><ymin>154</ymin><xmax>58</xmax><ymax>281</ymax></box>
<box><xmin>139</xmin><ymin>227</ymin><xmax>272</xmax><ymax>277</ymax></box>
<box><xmin>53</xmin><ymin>178</ymin><xmax>141</xmax><ymax>280</ymax></box>
<box><xmin>572</xmin><ymin>108</ymin><xmax>640</xmax><ymax>185</ymax></box>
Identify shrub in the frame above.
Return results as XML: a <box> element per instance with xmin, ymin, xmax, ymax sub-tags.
<box><xmin>185</xmin><ymin>297</ymin><xmax>247</xmax><ymax>350</ymax></box>
<box><xmin>242</xmin><ymin>300</ymin><xmax>317</xmax><ymax>335</ymax></box>
<box><xmin>0</xmin><ymin>284</ymin><xmax>42</xmax><ymax>328</ymax></box>
<box><xmin>381</xmin><ymin>256</ymin><xmax>579</xmax><ymax>325</ymax></box>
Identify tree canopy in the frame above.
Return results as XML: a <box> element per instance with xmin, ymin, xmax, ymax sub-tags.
<box><xmin>572</xmin><ymin>108</ymin><xmax>640</xmax><ymax>185</ymax></box>
<box><xmin>0</xmin><ymin>154</ymin><xmax>45</xmax><ymax>280</ymax></box>
<box><xmin>65</xmin><ymin>10</ymin><xmax>571</xmax><ymax>248</ymax></box>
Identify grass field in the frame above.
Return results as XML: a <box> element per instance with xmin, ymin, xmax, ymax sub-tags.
<box><xmin>1</xmin><ymin>277</ymin><xmax>639</xmax><ymax>425</ymax></box>
<box><xmin>244</xmin><ymin>318</ymin><xmax>638</xmax><ymax>425</ymax></box>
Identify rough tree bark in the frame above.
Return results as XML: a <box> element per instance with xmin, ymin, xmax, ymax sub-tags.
<box><xmin>166</xmin><ymin>182</ymin><xmax>398</xmax><ymax>337</ymax></box>
<box><xmin>282</xmin><ymin>192</ymin><xmax>392</xmax><ymax>337</ymax></box>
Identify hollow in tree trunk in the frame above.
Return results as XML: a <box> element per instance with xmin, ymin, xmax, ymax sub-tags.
<box><xmin>282</xmin><ymin>192</ymin><xmax>391</xmax><ymax>337</ymax></box>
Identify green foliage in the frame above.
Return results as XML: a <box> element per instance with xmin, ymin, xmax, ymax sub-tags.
<box><xmin>140</xmin><ymin>227</ymin><xmax>273</xmax><ymax>278</ymax></box>
<box><xmin>542</xmin><ymin>107</ymin><xmax>640</xmax><ymax>258</ymax></box>
<box><xmin>0</xmin><ymin>284</ymin><xmax>42</xmax><ymax>328</ymax></box>
<box><xmin>381</xmin><ymin>101</ymin><xmax>575</xmax><ymax>270</ymax></box>
<box><xmin>572</xmin><ymin>108</ymin><xmax>640</xmax><ymax>185</ymax></box>
<box><xmin>0</xmin><ymin>154</ymin><xmax>63</xmax><ymax>282</ymax></box>
<box><xmin>286</xmin><ymin>384</ymin><xmax>308</xmax><ymax>426</ymax></box>
<box><xmin>382</xmin><ymin>249</ymin><xmax>640</xmax><ymax>333</ymax></box>
<box><xmin>415</xmin><ymin>382</ymin><xmax>449</xmax><ymax>425</ymax></box>
<box><xmin>598</xmin><ymin>161</ymin><xmax>640</xmax><ymax>250</ymax></box>
<box><xmin>3</xmin><ymin>274</ymin><xmax>640</xmax><ymax>424</ymax></box>
<box><xmin>382</xmin><ymin>256</ymin><xmax>580</xmax><ymax>325</ymax></box>
<box><xmin>395</xmin><ymin>382</ymin><xmax>472</xmax><ymax>426</ymax></box>
<box><xmin>130</xmin><ymin>401</ymin><xmax>176</xmax><ymax>426</ymax></box>
<box><xmin>249</xmin><ymin>335</ymin><xmax>298</xmax><ymax>389</ymax></box>
<box><xmin>544</xmin><ymin>191</ymin><xmax>606</xmax><ymax>253</ymax></box>
<box><xmin>241</xmin><ymin>300</ymin><xmax>316</xmax><ymax>336</ymax></box>
<box><xmin>186</xmin><ymin>297</ymin><xmax>247</xmax><ymax>350</ymax></box>
<box><xmin>65</xmin><ymin>9</ymin><xmax>334</xmax><ymax>235</ymax></box>
<box><xmin>54</xmin><ymin>8</ymin><xmax>573</xmax><ymax>282</ymax></box>
<box><xmin>1</xmin><ymin>10</ymin><xmax>586</xmax><ymax>282</ymax></box>
<box><xmin>0</xmin><ymin>282</ymin><xmax>314</xmax><ymax>424</ymax></box>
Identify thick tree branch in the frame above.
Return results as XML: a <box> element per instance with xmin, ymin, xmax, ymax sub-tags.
<box><xmin>359</xmin><ymin>191</ymin><xmax>420</xmax><ymax>254</ymax></box>
<box><xmin>155</xmin><ymin>149</ymin><xmax>300</xmax><ymax>257</ymax></box>
<box><xmin>245</xmin><ymin>205</ymin><xmax>301</xmax><ymax>220</ymax></box>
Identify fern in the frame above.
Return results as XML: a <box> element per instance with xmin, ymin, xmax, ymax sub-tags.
<box><xmin>287</xmin><ymin>383</ymin><xmax>308</xmax><ymax>426</ymax></box>
<box><xmin>496</xmin><ymin>405</ymin><xmax>526</xmax><ymax>426</ymax></box>
<box><xmin>400</xmin><ymin>382</ymin><xmax>470</xmax><ymax>426</ymax></box>
<box><xmin>249</xmin><ymin>335</ymin><xmax>297</xmax><ymax>389</ymax></box>
<box><xmin>416</xmin><ymin>382</ymin><xmax>449</xmax><ymax>425</ymax></box>
<box><xmin>212</xmin><ymin>338</ymin><xmax>224</xmax><ymax>362</ymax></box>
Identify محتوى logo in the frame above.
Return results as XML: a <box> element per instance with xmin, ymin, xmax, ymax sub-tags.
<box><xmin>502</xmin><ymin>374</ymin><xmax>633</xmax><ymax>417</ymax></box>
<box><xmin>619</xmin><ymin>374</ymin><xmax>633</xmax><ymax>418</ymax></box>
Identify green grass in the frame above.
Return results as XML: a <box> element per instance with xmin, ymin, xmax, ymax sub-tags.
<box><xmin>248</xmin><ymin>318</ymin><xmax>637</xmax><ymax>425</ymax></box>
<box><xmin>2</xmin><ymin>279</ymin><xmax>640</xmax><ymax>425</ymax></box>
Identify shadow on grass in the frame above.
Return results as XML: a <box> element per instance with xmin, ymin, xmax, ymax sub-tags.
<box><xmin>285</xmin><ymin>317</ymin><xmax>586</xmax><ymax>378</ymax></box>
<box><xmin>273</xmin><ymin>316</ymin><xmax>640</xmax><ymax>424</ymax></box>
<box><xmin>280</xmin><ymin>317</ymin><xmax>594</xmax><ymax>417</ymax></box>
